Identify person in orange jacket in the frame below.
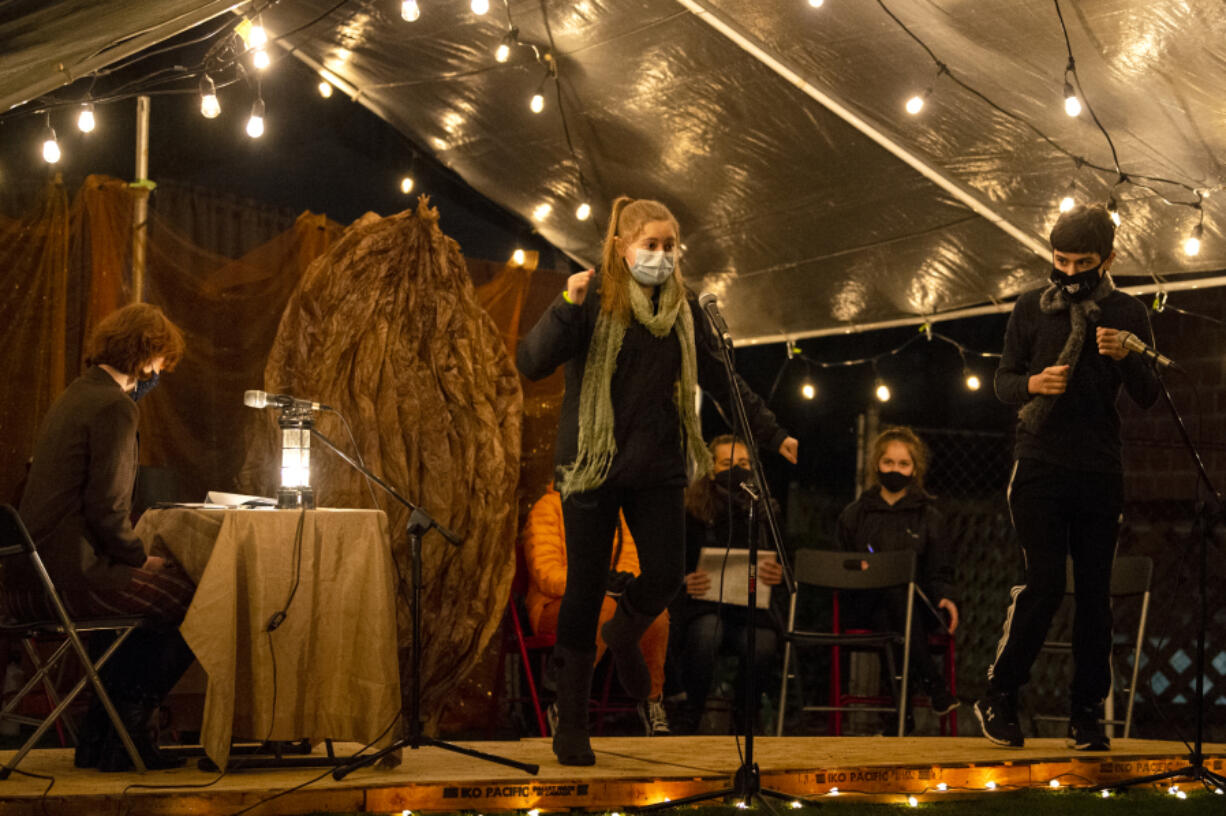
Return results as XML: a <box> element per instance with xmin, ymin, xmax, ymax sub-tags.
<box><xmin>524</xmin><ymin>484</ymin><xmax>671</xmax><ymax>736</ymax></box>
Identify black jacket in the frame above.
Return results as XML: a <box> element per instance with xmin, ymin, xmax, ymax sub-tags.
<box><xmin>516</xmin><ymin>273</ymin><xmax>788</xmax><ymax>488</ymax></box>
<box><xmin>12</xmin><ymin>366</ymin><xmax>146</xmax><ymax>593</ymax></box>
<box><xmin>995</xmin><ymin>287</ymin><xmax>1159</xmax><ymax>472</ymax></box>
<box><xmin>836</xmin><ymin>487</ymin><xmax>955</xmax><ymax>604</ymax></box>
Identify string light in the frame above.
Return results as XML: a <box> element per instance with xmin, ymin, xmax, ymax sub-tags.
<box><xmin>907</xmin><ymin>795</ymin><xmax>919</xmax><ymax>807</ymax></box>
<box><xmin>76</xmin><ymin>102</ymin><xmax>95</xmax><ymax>133</ymax></box>
<box><xmin>1063</xmin><ymin>80</ymin><xmax>1081</xmax><ymax>117</ymax></box>
<box><xmin>964</xmin><ymin>371</ymin><xmax>981</xmax><ymax>391</ymax></box>
<box><xmin>318</xmin><ymin>80</ymin><xmax>334</xmax><ymax>98</ymax></box>
<box><xmin>936</xmin><ymin>783</ymin><xmax>948</xmax><ymax>791</ymax></box>
<box><xmin>1100</xmin><ymin>790</ymin><xmax>1112</xmax><ymax>798</ymax></box>
<box><xmin>532</xmin><ymin>203</ymin><xmax>552</xmax><ymax>222</ymax></box>
<box><xmin>789</xmin><ymin>801</ymin><xmax>803</xmax><ymax>809</ymax></box>
<box><xmin>808</xmin><ymin>0</ymin><xmax>825</xmax><ymax>6</ymax></box>
<box><xmin>828</xmin><ymin>787</ymin><xmax>840</xmax><ymax>796</ymax></box>
<box><xmin>801</xmin><ymin>381</ymin><xmax>817</xmax><ymax>400</ymax></box>
<box><xmin>530</xmin><ymin>90</ymin><xmax>545</xmax><ymax>113</ymax></box>
<box><xmin>400</xmin><ymin>176</ymin><xmax>415</xmax><ymax>194</ymax></box>
<box><xmin>575</xmin><ymin>202</ymin><xmax>592</xmax><ymax>221</ymax></box>
<box><xmin>495</xmin><ymin>27</ymin><xmax>519</xmax><ymax>63</ymax></box>
<box><xmin>1183</xmin><ymin>222</ymin><xmax>1203</xmax><ymax>257</ymax></box>
<box><xmin>1058</xmin><ymin>180</ymin><xmax>1076</xmax><ymax>212</ymax></box>
<box><xmin>985</xmin><ymin>781</ymin><xmax>997</xmax><ymax>790</ymax></box>
<box><xmin>512</xmin><ymin>248</ymin><xmax>526</xmax><ymax>265</ymax></box>
<box><xmin>526</xmin><ymin>810</ymin><xmax>540</xmax><ymax>816</ymax></box>
<box><xmin>1049</xmin><ymin>779</ymin><xmax>1061</xmax><ymax>789</ymax></box>
<box><xmin>471</xmin><ymin>0</ymin><xmax>490</xmax><ymax>14</ymax></box>
<box><xmin>248</xmin><ymin>19</ymin><xmax>268</xmax><ymax>49</ymax></box>
<box><xmin>905</xmin><ymin>89</ymin><xmax>930</xmax><ymax>115</ymax></box>
<box><xmin>199</xmin><ymin>74</ymin><xmax>220</xmax><ymax>119</ymax></box>
<box><xmin>246</xmin><ymin>97</ymin><xmax>265</xmax><ymax>138</ymax></box>
<box><xmin>41</xmin><ymin>116</ymin><xmax>60</xmax><ymax>164</ymax></box>
<box><xmin>495</xmin><ymin>42</ymin><xmax>511</xmax><ymax>62</ymax></box>
<box><xmin>875</xmin><ymin>380</ymin><xmax>891</xmax><ymax>403</ymax></box>
<box><xmin>1106</xmin><ymin>194</ymin><xmax>1121</xmax><ymax>226</ymax></box>
<box><xmin>252</xmin><ymin>49</ymin><xmax>271</xmax><ymax>70</ymax></box>
<box><xmin>401</xmin><ymin>0</ymin><xmax>421</xmax><ymax>22</ymax></box>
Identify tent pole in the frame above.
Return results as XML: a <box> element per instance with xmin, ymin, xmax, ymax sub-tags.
<box><xmin>736</xmin><ymin>275</ymin><xmax>1226</xmax><ymax>346</ymax></box>
<box><xmin>675</xmin><ymin>0</ymin><xmax>1050</xmax><ymax>260</ymax></box>
<box><xmin>132</xmin><ymin>94</ymin><xmax>149</xmax><ymax>304</ymax></box>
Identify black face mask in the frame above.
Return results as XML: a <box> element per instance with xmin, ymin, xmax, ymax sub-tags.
<box><xmin>131</xmin><ymin>371</ymin><xmax>160</xmax><ymax>403</ymax></box>
<box><xmin>1050</xmin><ymin>263</ymin><xmax>1102</xmax><ymax>301</ymax></box>
<box><xmin>716</xmin><ymin>465</ymin><xmax>754</xmax><ymax>495</ymax></box>
<box><xmin>878</xmin><ymin>469</ymin><xmax>913</xmax><ymax>493</ymax></box>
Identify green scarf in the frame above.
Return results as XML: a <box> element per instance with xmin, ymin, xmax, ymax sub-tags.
<box><xmin>558</xmin><ymin>274</ymin><xmax>713</xmax><ymax>498</ymax></box>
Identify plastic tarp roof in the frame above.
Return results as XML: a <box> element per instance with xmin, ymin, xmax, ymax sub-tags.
<box><xmin>4</xmin><ymin>0</ymin><xmax>1224</xmax><ymax>345</ymax></box>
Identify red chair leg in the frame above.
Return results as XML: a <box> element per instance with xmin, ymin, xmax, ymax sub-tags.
<box><xmin>510</xmin><ymin>605</ymin><xmax>548</xmax><ymax>737</ymax></box>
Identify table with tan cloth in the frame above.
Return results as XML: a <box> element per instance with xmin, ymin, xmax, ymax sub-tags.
<box><xmin>134</xmin><ymin>507</ymin><xmax>401</xmax><ymax>770</ymax></box>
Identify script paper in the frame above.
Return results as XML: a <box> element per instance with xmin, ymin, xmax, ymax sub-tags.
<box><xmin>696</xmin><ymin>548</ymin><xmax>773</xmax><ymax>609</ymax></box>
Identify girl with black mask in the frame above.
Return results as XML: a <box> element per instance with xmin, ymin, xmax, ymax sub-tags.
<box><xmin>669</xmin><ymin>435</ymin><xmax>784</xmax><ymax>734</ymax></box>
<box><xmin>835</xmin><ymin>426</ymin><xmax>959</xmax><ymax>724</ymax></box>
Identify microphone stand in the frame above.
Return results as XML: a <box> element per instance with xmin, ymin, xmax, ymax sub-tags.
<box><xmin>636</xmin><ymin>309</ymin><xmax>809</xmax><ymax>814</ymax></box>
<box><xmin>1094</xmin><ymin>370</ymin><xmax>1225</xmax><ymax>795</ymax></box>
<box><xmin>310</xmin><ymin>429</ymin><xmax>539</xmax><ymax>778</ymax></box>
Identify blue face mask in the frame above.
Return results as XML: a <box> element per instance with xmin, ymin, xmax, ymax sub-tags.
<box><xmin>131</xmin><ymin>371</ymin><xmax>160</xmax><ymax>403</ymax></box>
<box><xmin>628</xmin><ymin>249</ymin><xmax>676</xmax><ymax>286</ymax></box>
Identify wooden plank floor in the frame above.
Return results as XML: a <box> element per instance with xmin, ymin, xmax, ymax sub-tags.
<box><xmin>0</xmin><ymin>737</ymin><xmax>1222</xmax><ymax>814</ymax></box>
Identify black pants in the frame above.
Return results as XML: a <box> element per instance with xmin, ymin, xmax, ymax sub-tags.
<box><xmin>557</xmin><ymin>484</ymin><xmax>685</xmax><ymax>651</ymax></box>
<box><xmin>988</xmin><ymin>458</ymin><xmax>1122</xmax><ymax>708</ymax></box>
<box><xmin>841</xmin><ymin>587</ymin><xmax>947</xmax><ymax>695</ymax></box>
<box><xmin>676</xmin><ymin>604</ymin><xmax>778</xmax><ymax>718</ymax></box>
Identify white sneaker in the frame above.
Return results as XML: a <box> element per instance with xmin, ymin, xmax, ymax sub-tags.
<box><xmin>639</xmin><ymin>699</ymin><xmax>671</xmax><ymax>736</ymax></box>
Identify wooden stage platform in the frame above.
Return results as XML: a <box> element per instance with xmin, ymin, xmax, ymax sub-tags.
<box><xmin>1</xmin><ymin>736</ymin><xmax>1222</xmax><ymax>814</ymax></box>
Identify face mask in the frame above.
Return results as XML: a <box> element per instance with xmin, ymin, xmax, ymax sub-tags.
<box><xmin>1050</xmin><ymin>263</ymin><xmax>1102</xmax><ymax>301</ymax></box>
<box><xmin>716</xmin><ymin>465</ymin><xmax>753</xmax><ymax>493</ymax></box>
<box><xmin>627</xmin><ymin>249</ymin><xmax>676</xmax><ymax>286</ymax></box>
<box><xmin>131</xmin><ymin>371</ymin><xmax>160</xmax><ymax>403</ymax></box>
<box><xmin>878</xmin><ymin>469</ymin><xmax>913</xmax><ymax>493</ymax></box>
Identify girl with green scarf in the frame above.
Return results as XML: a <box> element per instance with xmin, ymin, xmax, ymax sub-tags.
<box><xmin>517</xmin><ymin>196</ymin><xmax>798</xmax><ymax>765</ymax></box>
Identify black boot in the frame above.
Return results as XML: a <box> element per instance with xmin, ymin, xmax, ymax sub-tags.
<box><xmin>73</xmin><ymin>698</ymin><xmax>112</xmax><ymax>769</ymax></box>
<box><xmin>552</xmin><ymin>646</ymin><xmax>596</xmax><ymax>766</ymax></box>
<box><xmin>97</xmin><ymin>696</ymin><xmax>185</xmax><ymax>772</ymax></box>
<box><xmin>599</xmin><ymin>595</ymin><xmax>655</xmax><ymax>701</ymax></box>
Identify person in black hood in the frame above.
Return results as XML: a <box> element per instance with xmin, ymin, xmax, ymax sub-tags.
<box><xmin>836</xmin><ymin>426</ymin><xmax>959</xmax><ymax>722</ymax></box>
<box><xmin>669</xmin><ymin>435</ymin><xmax>785</xmax><ymax>734</ymax></box>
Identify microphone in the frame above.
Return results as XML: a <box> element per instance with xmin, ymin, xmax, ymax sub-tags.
<box><xmin>243</xmin><ymin>390</ymin><xmax>333</xmax><ymax>411</ymax></box>
<box><xmin>1117</xmin><ymin>331</ymin><xmax>1182</xmax><ymax>372</ymax></box>
<box><xmin>698</xmin><ymin>292</ymin><xmax>732</xmax><ymax>345</ymax></box>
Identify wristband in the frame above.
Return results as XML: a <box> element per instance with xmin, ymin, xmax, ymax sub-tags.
<box><xmin>562</xmin><ymin>289</ymin><xmax>576</xmax><ymax>305</ymax></box>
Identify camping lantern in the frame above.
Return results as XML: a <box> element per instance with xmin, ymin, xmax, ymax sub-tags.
<box><xmin>277</xmin><ymin>409</ymin><xmax>315</xmax><ymax>509</ymax></box>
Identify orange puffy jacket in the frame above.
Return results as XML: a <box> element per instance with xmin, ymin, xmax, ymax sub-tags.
<box><xmin>522</xmin><ymin>485</ymin><xmax>640</xmax><ymax>634</ymax></box>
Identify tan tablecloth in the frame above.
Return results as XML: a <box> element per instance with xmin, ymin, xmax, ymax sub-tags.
<box><xmin>135</xmin><ymin>507</ymin><xmax>401</xmax><ymax>769</ymax></box>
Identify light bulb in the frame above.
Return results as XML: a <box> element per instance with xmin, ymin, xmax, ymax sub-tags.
<box><xmin>1184</xmin><ymin>224</ymin><xmax>1203</xmax><ymax>257</ymax></box>
<box><xmin>575</xmin><ymin>202</ymin><xmax>591</xmax><ymax>221</ymax></box>
<box><xmin>530</xmin><ymin>92</ymin><xmax>545</xmax><ymax>113</ymax></box>
<box><xmin>318</xmin><ymin>80</ymin><xmax>334</xmax><ymax>98</ymax></box>
<box><xmin>965</xmin><ymin>373</ymin><xmax>981</xmax><ymax>391</ymax></box>
<box><xmin>1063</xmin><ymin>80</ymin><xmax>1081</xmax><ymax>116</ymax></box>
<box><xmin>512</xmin><ymin>248</ymin><xmax>526</xmax><ymax>266</ymax></box>
<box><xmin>905</xmin><ymin>94</ymin><xmax>924</xmax><ymax>115</ymax></box>
<box><xmin>736</xmin><ymin>803</ymin><xmax>749</xmax><ymax>811</ymax></box>
<box><xmin>200</xmin><ymin>74</ymin><xmax>220</xmax><ymax>119</ymax></box>
<box><xmin>985</xmin><ymin>781</ymin><xmax>997</xmax><ymax>790</ymax></box>
<box><xmin>1176</xmin><ymin>791</ymin><xmax>1187</xmax><ymax>800</ymax></box>
<box><xmin>533</xmin><ymin>203</ymin><xmax>552</xmax><ymax>222</ymax></box>
<box><xmin>789</xmin><ymin>802</ymin><xmax>803</xmax><ymax>810</ymax></box>
<box><xmin>471</xmin><ymin>0</ymin><xmax>490</xmax><ymax>14</ymax></box>
<box><xmin>1049</xmin><ymin>779</ymin><xmax>1061</xmax><ymax>789</ymax></box>
<box><xmin>937</xmin><ymin>783</ymin><xmax>948</xmax><ymax>792</ymax></box>
<box><xmin>77</xmin><ymin>104</ymin><xmax>95</xmax><ymax>133</ymax></box>
<box><xmin>401</xmin><ymin>0</ymin><xmax>421</xmax><ymax>22</ymax></box>
<box><xmin>400</xmin><ymin>176</ymin><xmax>414</xmax><ymax>194</ymax></box>
<box><xmin>42</xmin><ymin>134</ymin><xmax>60</xmax><ymax>164</ymax></box>
<box><xmin>495</xmin><ymin>43</ymin><xmax>511</xmax><ymax>63</ymax></box>
<box><xmin>1101</xmin><ymin>790</ymin><xmax>1112</xmax><ymax>798</ymax></box>
<box><xmin>526</xmin><ymin>810</ymin><xmax>540</xmax><ymax>816</ymax></box>
<box><xmin>1111</xmin><ymin>210</ymin><xmax>1121</xmax><ymax>226</ymax></box>
<box><xmin>907</xmin><ymin>796</ymin><xmax>918</xmax><ymax>807</ymax></box>
<box><xmin>253</xmin><ymin>49</ymin><xmax>270</xmax><ymax>70</ymax></box>
<box><xmin>829</xmin><ymin>788</ymin><xmax>839</xmax><ymax>796</ymax></box>
<box><xmin>809</xmin><ymin>0</ymin><xmax>825</xmax><ymax>6</ymax></box>
<box><xmin>875</xmin><ymin>382</ymin><xmax>891</xmax><ymax>402</ymax></box>
<box><xmin>1059</xmin><ymin>194</ymin><xmax>1075</xmax><ymax>212</ymax></box>
<box><xmin>246</xmin><ymin>98</ymin><xmax>265</xmax><ymax>138</ymax></box>
<box><xmin>801</xmin><ymin>382</ymin><xmax>816</xmax><ymax>400</ymax></box>
<box><xmin>249</xmin><ymin>22</ymin><xmax>268</xmax><ymax>48</ymax></box>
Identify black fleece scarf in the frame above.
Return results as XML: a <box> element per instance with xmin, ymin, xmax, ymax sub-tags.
<box><xmin>1017</xmin><ymin>271</ymin><xmax>1116</xmax><ymax>433</ymax></box>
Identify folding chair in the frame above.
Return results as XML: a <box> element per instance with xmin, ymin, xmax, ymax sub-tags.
<box><xmin>1032</xmin><ymin>554</ymin><xmax>1153</xmax><ymax>739</ymax></box>
<box><xmin>0</xmin><ymin>504</ymin><xmax>148</xmax><ymax>776</ymax></box>
<box><xmin>776</xmin><ymin>549</ymin><xmax>917</xmax><ymax>738</ymax></box>
<box><xmin>499</xmin><ymin>592</ymin><xmax>556</xmax><ymax>737</ymax></box>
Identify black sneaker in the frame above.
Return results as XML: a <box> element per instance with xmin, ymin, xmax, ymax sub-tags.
<box><xmin>1068</xmin><ymin>713</ymin><xmax>1110</xmax><ymax>750</ymax></box>
<box><xmin>930</xmin><ymin>688</ymin><xmax>960</xmax><ymax>717</ymax></box>
<box><xmin>974</xmin><ymin>691</ymin><xmax>1024</xmax><ymax>748</ymax></box>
